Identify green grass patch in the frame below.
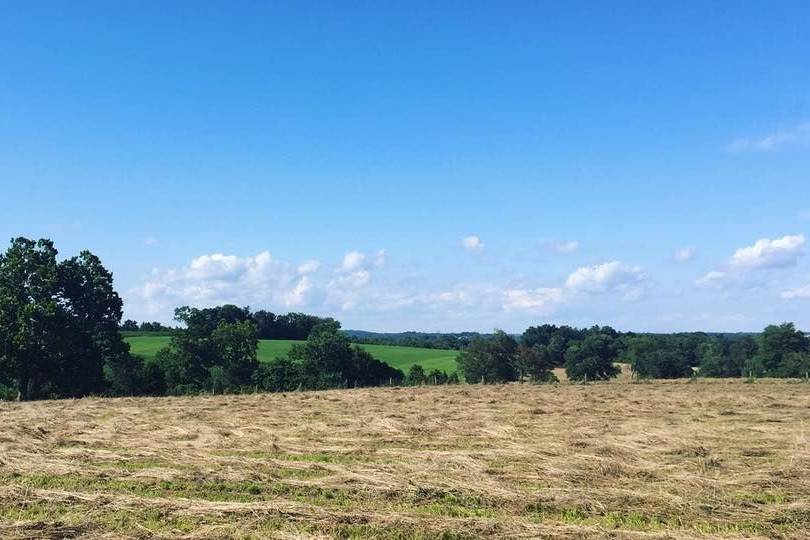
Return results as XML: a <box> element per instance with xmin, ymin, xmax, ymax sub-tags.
<box><xmin>114</xmin><ymin>457</ymin><xmax>169</xmax><ymax>471</ymax></box>
<box><xmin>329</xmin><ymin>524</ymin><xmax>481</xmax><ymax>540</ymax></box>
<box><xmin>730</xmin><ymin>490</ymin><xmax>789</xmax><ymax>504</ymax></box>
<box><xmin>126</xmin><ymin>336</ymin><xmax>459</xmax><ymax>373</ymax></box>
<box><xmin>2</xmin><ymin>497</ymin><xmax>476</xmax><ymax>539</ymax></box>
<box><xmin>0</xmin><ymin>500</ymin><xmax>210</xmax><ymax>536</ymax></box>
<box><xmin>526</xmin><ymin>503</ymin><xmax>767</xmax><ymax>534</ymax></box>
<box><xmin>402</xmin><ymin>488</ymin><xmax>498</xmax><ymax>518</ymax></box>
<box><xmin>5</xmin><ymin>473</ymin><xmax>357</xmax><ymax>506</ymax></box>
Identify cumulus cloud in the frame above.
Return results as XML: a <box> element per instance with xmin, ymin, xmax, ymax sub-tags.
<box><xmin>730</xmin><ymin>234</ymin><xmax>805</xmax><ymax>269</ymax></box>
<box><xmin>461</xmin><ymin>235</ymin><xmax>484</xmax><ymax>253</ymax></box>
<box><xmin>128</xmin><ymin>245</ymin><xmax>647</xmax><ymax>327</ymax></box>
<box><xmin>503</xmin><ymin>260</ymin><xmax>647</xmax><ymax>313</ymax></box>
<box><xmin>284</xmin><ymin>276</ymin><xmax>312</xmax><ymax>306</ymax></box>
<box><xmin>564</xmin><ymin>261</ymin><xmax>647</xmax><ymax>300</ymax></box>
<box><xmin>694</xmin><ymin>235</ymin><xmax>805</xmax><ymax>292</ymax></box>
<box><xmin>324</xmin><ymin>250</ymin><xmax>389</xmax><ymax>311</ymax></box>
<box><xmin>130</xmin><ymin>251</ymin><xmax>318</xmax><ymax>318</ymax></box>
<box><xmin>674</xmin><ymin>245</ymin><xmax>696</xmax><ymax>262</ymax></box>
<box><xmin>727</xmin><ymin>121</ymin><xmax>810</xmax><ymax>153</ymax></box>
<box><xmin>781</xmin><ymin>285</ymin><xmax>810</xmax><ymax>300</ymax></box>
<box><xmin>297</xmin><ymin>260</ymin><xmax>321</xmax><ymax>274</ymax></box>
<box><xmin>332</xmin><ymin>269</ymin><xmax>371</xmax><ymax>289</ymax></box>
<box><xmin>339</xmin><ymin>251</ymin><xmax>366</xmax><ymax>272</ymax></box>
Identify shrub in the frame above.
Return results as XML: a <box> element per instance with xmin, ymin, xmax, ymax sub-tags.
<box><xmin>407</xmin><ymin>364</ymin><xmax>427</xmax><ymax>385</ymax></box>
<box><xmin>252</xmin><ymin>357</ymin><xmax>303</xmax><ymax>392</ymax></box>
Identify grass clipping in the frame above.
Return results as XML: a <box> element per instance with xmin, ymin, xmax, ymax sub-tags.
<box><xmin>0</xmin><ymin>379</ymin><xmax>808</xmax><ymax>539</ymax></box>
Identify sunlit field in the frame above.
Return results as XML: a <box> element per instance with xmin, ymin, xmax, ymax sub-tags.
<box><xmin>126</xmin><ymin>335</ymin><xmax>459</xmax><ymax>374</ymax></box>
<box><xmin>1</xmin><ymin>379</ymin><xmax>808</xmax><ymax>539</ymax></box>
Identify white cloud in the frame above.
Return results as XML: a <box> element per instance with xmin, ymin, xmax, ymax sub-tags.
<box><xmin>565</xmin><ymin>261</ymin><xmax>646</xmax><ymax>299</ymax></box>
<box><xmin>503</xmin><ymin>287</ymin><xmax>566</xmax><ymax>313</ymax></box>
<box><xmin>694</xmin><ymin>235</ymin><xmax>805</xmax><ymax>293</ymax></box>
<box><xmin>130</xmin><ymin>251</ymin><xmax>318</xmax><ymax>318</ymax></box>
<box><xmin>187</xmin><ymin>252</ymin><xmax>255</xmax><ymax>280</ymax></box>
<box><xmin>332</xmin><ymin>250</ymin><xmax>384</xmax><ymax>287</ymax></box>
<box><xmin>284</xmin><ymin>276</ymin><xmax>312</xmax><ymax>306</ymax></box>
<box><xmin>297</xmin><ymin>260</ymin><xmax>321</xmax><ymax>274</ymax></box>
<box><xmin>144</xmin><ymin>236</ymin><xmax>158</xmax><ymax>246</ymax></box>
<box><xmin>727</xmin><ymin>122</ymin><xmax>810</xmax><ymax>153</ymax></box>
<box><xmin>339</xmin><ymin>251</ymin><xmax>366</xmax><ymax>272</ymax></box>
<box><xmin>554</xmin><ymin>240</ymin><xmax>579</xmax><ymax>254</ymax></box>
<box><xmin>461</xmin><ymin>235</ymin><xmax>484</xmax><ymax>253</ymax></box>
<box><xmin>323</xmin><ymin>250</ymin><xmax>389</xmax><ymax>311</ymax></box>
<box><xmin>730</xmin><ymin>234</ymin><xmax>805</xmax><ymax>269</ymax></box>
<box><xmin>504</xmin><ymin>260</ymin><xmax>647</xmax><ymax>313</ymax></box>
<box><xmin>695</xmin><ymin>271</ymin><xmax>727</xmax><ymax>288</ymax></box>
<box><xmin>781</xmin><ymin>285</ymin><xmax>810</xmax><ymax>300</ymax></box>
<box><xmin>128</xmin><ymin>247</ymin><xmax>648</xmax><ymax>329</ymax></box>
<box><xmin>674</xmin><ymin>245</ymin><xmax>696</xmax><ymax>262</ymax></box>
<box><xmin>332</xmin><ymin>269</ymin><xmax>371</xmax><ymax>289</ymax></box>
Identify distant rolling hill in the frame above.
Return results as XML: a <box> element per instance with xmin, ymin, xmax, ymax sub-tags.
<box><xmin>125</xmin><ymin>336</ymin><xmax>459</xmax><ymax>374</ymax></box>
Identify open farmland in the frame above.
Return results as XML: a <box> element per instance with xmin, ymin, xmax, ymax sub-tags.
<box><xmin>1</xmin><ymin>380</ymin><xmax>809</xmax><ymax>539</ymax></box>
<box><xmin>126</xmin><ymin>335</ymin><xmax>460</xmax><ymax>373</ymax></box>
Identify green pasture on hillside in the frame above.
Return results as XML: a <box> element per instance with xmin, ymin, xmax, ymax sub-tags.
<box><xmin>125</xmin><ymin>335</ymin><xmax>458</xmax><ymax>374</ymax></box>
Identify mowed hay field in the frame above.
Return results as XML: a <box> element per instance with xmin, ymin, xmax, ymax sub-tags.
<box><xmin>125</xmin><ymin>336</ymin><xmax>460</xmax><ymax>373</ymax></box>
<box><xmin>1</xmin><ymin>381</ymin><xmax>809</xmax><ymax>539</ymax></box>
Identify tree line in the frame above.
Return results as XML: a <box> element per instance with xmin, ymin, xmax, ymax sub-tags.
<box><xmin>121</xmin><ymin>307</ymin><xmax>340</xmax><ymax>341</ymax></box>
<box><xmin>144</xmin><ymin>305</ymin><xmax>404</xmax><ymax>395</ymax></box>
<box><xmin>347</xmin><ymin>331</ymin><xmax>486</xmax><ymax>350</ymax></box>
<box><xmin>455</xmin><ymin>323</ymin><xmax>810</xmax><ymax>383</ymax></box>
<box><xmin>120</xmin><ymin>320</ymin><xmax>172</xmax><ymax>333</ymax></box>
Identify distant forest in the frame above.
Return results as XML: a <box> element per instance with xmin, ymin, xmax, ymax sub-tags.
<box><xmin>345</xmin><ymin>330</ymin><xmax>489</xmax><ymax>350</ymax></box>
<box><xmin>1</xmin><ymin>237</ymin><xmax>809</xmax><ymax>402</ymax></box>
<box><xmin>122</xmin><ymin>308</ymin><xmax>341</xmax><ymax>341</ymax></box>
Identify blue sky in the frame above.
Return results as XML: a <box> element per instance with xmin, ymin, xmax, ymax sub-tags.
<box><xmin>2</xmin><ymin>2</ymin><xmax>810</xmax><ymax>332</ymax></box>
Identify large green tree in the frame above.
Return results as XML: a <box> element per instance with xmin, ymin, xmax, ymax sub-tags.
<box><xmin>288</xmin><ymin>326</ymin><xmax>403</xmax><ymax>389</ymax></box>
<box><xmin>155</xmin><ymin>318</ymin><xmax>259</xmax><ymax>394</ymax></box>
<box><xmin>516</xmin><ymin>344</ymin><xmax>556</xmax><ymax>382</ymax></box>
<box><xmin>0</xmin><ymin>237</ymin><xmax>138</xmax><ymax>400</ymax></box>
<box><xmin>564</xmin><ymin>334</ymin><xmax>621</xmax><ymax>382</ymax></box>
<box><xmin>627</xmin><ymin>336</ymin><xmax>693</xmax><ymax>379</ymax></box>
<box><xmin>456</xmin><ymin>330</ymin><xmax>519</xmax><ymax>383</ymax></box>
<box><xmin>756</xmin><ymin>323</ymin><xmax>809</xmax><ymax>377</ymax></box>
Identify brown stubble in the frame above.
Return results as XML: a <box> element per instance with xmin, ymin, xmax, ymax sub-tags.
<box><xmin>0</xmin><ymin>379</ymin><xmax>808</xmax><ymax>539</ymax></box>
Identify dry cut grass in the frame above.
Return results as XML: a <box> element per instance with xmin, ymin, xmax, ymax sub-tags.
<box><xmin>1</xmin><ymin>379</ymin><xmax>809</xmax><ymax>539</ymax></box>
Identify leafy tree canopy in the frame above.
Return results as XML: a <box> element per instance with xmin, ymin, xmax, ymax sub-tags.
<box><xmin>564</xmin><ymin>334</ymin><xmax>621</xmax><ymax>382</ymax></box>
<box><xmin>457</xmin><ymin>330</ymin><xmax>519</xmax><ymax>383</ymax></box>
<box><xmin>0</xmin><ymin>237</ymin><xmax>139</xmax><ymax>400</ymax></box>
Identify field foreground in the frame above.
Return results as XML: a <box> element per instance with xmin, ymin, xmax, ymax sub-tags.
<box><xmin>0</xmin><ymin>381</ymin><xmax>808</xmax><ymax>539</ymax></box>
